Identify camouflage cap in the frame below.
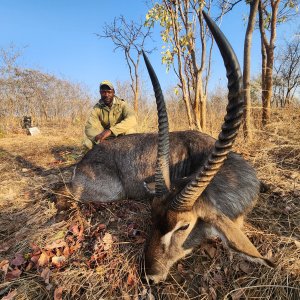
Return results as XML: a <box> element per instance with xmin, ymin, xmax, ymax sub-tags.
<box><xmin>99</xmin><ymin>80</ymin><xmax>114</xmax><ymax>90</ymax></box>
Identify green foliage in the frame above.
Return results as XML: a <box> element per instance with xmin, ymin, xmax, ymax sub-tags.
<box><xmin>161</xmin><ymin>49</ymin><xmax>173</xmax><ymax>72</ymax></box>
<box><xmin>261</xmin><ymin>0</ymin><xmax>299</xmax><ymax>29</ymax></box>
<box><xmin>145</xmin><ymin>2</ymin><xmax>195</xmax><ymax>71</ymax></box>
<box><xmin>145</xmin><ymin>3</ymin><xmax>171</xmax><ymax>29</ymax></box>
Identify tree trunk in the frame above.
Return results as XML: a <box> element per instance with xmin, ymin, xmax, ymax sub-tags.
<box><xmin>134</xmin><ymin>72</ymin><xmax>139</xmax><ymax>114</ymax></box>
<box><xmin>193</xmin><ymin>74</ymin><xmax>202</xmax><ymax>131</ymax></box>
<box><xmin>263</xmin><ymin>51</ymin><xmax>274</xmax><ymax>125</ymax></box>
<box><xmin>183</xmin><ymin>93</ymin><xmax>194</xmax><ymax>129</ymax></box>
<box><xmin>200</xmin><ymin>90</ymin><xmax>206</xmax><ymax>132</ymax></box>
<box><xmin>261</xmin><ymin>42</ymin><xmax>268</xmax><ymax>122</ymax></box>
<box><xmin>200</xmin><ymin>82</ymin><xmax>206</xmax><ymax>132</ymax></box>
<box><xmin>134</xmin><ymin>89</ymin><xmax>138</xmax><ymax>114</ymax></box>
<box><xmin>243</xmin><ymin>0</ymin><xmax>259</xmax><ymax>140</ymax></box>
<box><xmin>259</xmin><ymin>0</ymin><xmax>280</xmax><ymax>126</ymax></box>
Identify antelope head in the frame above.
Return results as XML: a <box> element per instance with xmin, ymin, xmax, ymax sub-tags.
<box><xmin>142</xmin><ymin>11</ymin><xmax>274</xmax><ymax>283</ymax></box>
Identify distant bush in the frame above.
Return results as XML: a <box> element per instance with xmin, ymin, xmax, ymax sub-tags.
<box><xmin>0</xmin><ymin>46</ymin><xmax>92</xmax><ymax>133</ymax></box>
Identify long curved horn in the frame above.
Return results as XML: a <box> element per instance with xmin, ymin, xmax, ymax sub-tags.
<box><xmin>170</xmin><ymin>11</ymin><xmax>244</xmax><ymax>211</ymax></box>
<box><xmin>142</xmin><ymin>51</ymin><xmax>170</xmax><ymax>195</ymax></box>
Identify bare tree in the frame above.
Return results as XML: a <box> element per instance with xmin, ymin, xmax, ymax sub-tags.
<box><xmin>273</xmin><ymin>32</ymin><xmax>300</xmax><ymax>106</ymax></box>
<box><xmin>0</xmin><ymin>45</ymin><xmax>23</xmax><ymax>78</ymax></box>
<box><xmin>99</xmin><ymin>16</ymin><xmax>153</xmax><ymax>114</ymax></box>
<box><xmin>258</xmin><ymin>0</ymin><xmax>299</xmax><ymax>125</ymax></box>
<box><xmin>258</xmin><ymin>0</ymin><xmax>279</xmax><ymax>125</ymax></box>
<box><xmin>0</xmin><ymin>46</ymin><xmax>91</xmax><ymax>131</ymax></box>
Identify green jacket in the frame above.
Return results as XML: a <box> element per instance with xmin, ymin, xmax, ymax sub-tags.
<box><xmin>84</xmin><ymin>96</ymin><xmax>137</xmax><ymax>148</ymax></box>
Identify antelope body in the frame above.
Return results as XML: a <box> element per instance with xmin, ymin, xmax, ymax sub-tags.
<box><xmin>71</xmin><ymin>11</ymin><xmax>273</xmax><ymax>283</ymax></box>
<box><xmin>72</xmin><ymin>131</ymin><xmax>258</xmax><ymax>208</ymax></box>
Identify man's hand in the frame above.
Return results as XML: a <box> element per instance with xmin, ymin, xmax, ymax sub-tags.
<box><xmin>95</xmin><ymin>129</ymin><xmax>112</xmax><ymax>143</ymax></box>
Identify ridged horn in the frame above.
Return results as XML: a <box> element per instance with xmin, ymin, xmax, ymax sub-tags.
<box><xmin>142</xmin><ymin>51</ymin><xmax>170</xmax><ymax>195</ymax></box>
<box><xmin>170</xmin><ymin>11</ymin><xmax>244</xmax><ymax>211</ymax></box>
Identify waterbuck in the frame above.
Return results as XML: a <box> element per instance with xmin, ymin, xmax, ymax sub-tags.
<box><xmin>142</xmin><ymin>11</ymin><xmax>273</xmax><ymax>283</ymax></box>
<box><xmin>70</xmin><ymin>11</ymin><xmax>273</xmax><ymax>283</ymax></box>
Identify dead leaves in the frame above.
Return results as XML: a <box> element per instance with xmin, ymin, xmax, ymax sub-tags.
<box><xmin>102</xmin><ymin>233</ymin><xmax>113</xmax><ymax>251</ymax></box>
<box><xmin>37</xmin><ymin>252</ymin><xmax>50</xmax><ymax>267</ymax></box>
<box><xmin>54</xmin><ymin>287</ymin><xmax>63</xmax><ymax>300</ymax></box>
<box><xmin>44</xmin><ymin>240</ymin><xmax>67</xmax><ymax>250</ymax></box>
<box><xmin>5</xmin><ymin>268</ymin><xmax>22</xmax><ymax>282</ymax></box>
<box><xmin>126</xmin><ymin>272</ymin><xmax>136</xmax><ymax>286</ymax></box>
<box><xmin>0</xmin><ymin>259</ymin><xmax>9</xmax><ymax>277</ymax></box>
<box><xmin>40</xmin><ymin>267</ymin><xmax>51</xmax><ymax>285</ymax></box>
<box><xmin>0</xmin><ymin>220</ymin><xmax>83</xmax><ymax>300</ymax></box>
<box><xmin>51</xmin><ymin>256</ymin><xmax>66</xmax><ymax>268</ymax></box>
<box><xmin>10</xmin><ymin>254</ymin><xmax>24</xmax><ymax>267</ymax></box>
<box><xmin>88</xmin><ymin>227</ymin><xmax>115</xmax><ymax>266</ymax></box>
<box><xmin>0</xmin><ymin>219</ymin><xmax>84</xmax><ymax>287</ymax></box>
<box><xmin>0</xmin><ymin>257</ymin><xmax>22</xmax><ymax>281</ymax></box>
<box><xmin>203</xmin><ymin>243</ymin><xmax>217</xmax><ymax>259</ymax></box>
<box><xmin>1</xmin><ymin>290</ymin><xmax>17</xmax><ymax>300</ymax></box>
<box><xmin>0</xmin><ymin>201</ymin><xmax>150</xmax><ymax>299</ymax></box>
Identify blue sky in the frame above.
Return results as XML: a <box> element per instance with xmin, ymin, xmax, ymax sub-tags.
<box><xmin>0</xmin><ymin>0</ymin><xmax>298</xmax><ymax>98</ymax></box>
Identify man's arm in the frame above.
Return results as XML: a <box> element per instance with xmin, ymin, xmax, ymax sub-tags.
<box><xmin>110</xmin><ymin>102</ymin><xmax>137</xmax><ymax>136</ymax></box>
<box><xmin>85</xmin><ymin>108</ymin><xmax>105</xmax><ymax>142</ymax></box>
<box><xmin>94</xmin><ymin>129</ymin><xmax>112</xmax><ymax>142</ymax></box>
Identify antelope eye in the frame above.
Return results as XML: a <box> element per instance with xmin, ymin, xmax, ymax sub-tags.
<box><xmin>177</xmin><ymin>224</ymin><xmax>190</xmax><ymax>231</ymax></box>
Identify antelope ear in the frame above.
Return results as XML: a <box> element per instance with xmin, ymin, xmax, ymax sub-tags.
<box><xmin>202</xmin><ymin>211</ymin><xmax>274</xmax><ymax>268</ymax></box>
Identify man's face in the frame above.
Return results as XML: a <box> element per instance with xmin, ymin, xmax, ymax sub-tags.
<box><xmin>100</xmin><ymin>88</ymin><xmax>115</xmax><ymax>107</ymax></box>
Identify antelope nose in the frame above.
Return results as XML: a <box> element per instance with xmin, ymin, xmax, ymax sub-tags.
<box><xmin>141</xmin><ymin>274</ymin><xmax>155</xmax><ymax>285</ymax></box>
<box><xmin>145</xmin><ymin>273</ymin><xmax>165</xmax><ymax>284</ymax></box>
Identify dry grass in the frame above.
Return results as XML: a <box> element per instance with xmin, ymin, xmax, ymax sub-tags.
<box><xmin>0</xmin><ymin>108</ymin><xmax>299</xmax><ymax>299</ymax></box>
